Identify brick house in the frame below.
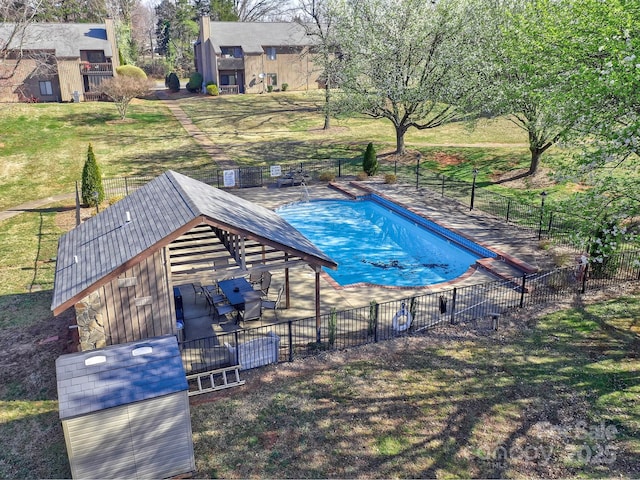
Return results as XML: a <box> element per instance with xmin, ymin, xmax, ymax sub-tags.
<box><xmin>0</xmin><ymin>19</ymin><xmax>119</xmax><ymax>102</ymax></box>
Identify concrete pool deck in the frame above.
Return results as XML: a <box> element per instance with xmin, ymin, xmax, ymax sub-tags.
<box><xmin>183</xmin><ymin>179</ymin><xmax>558</xmax><ymax>336</ymax></box>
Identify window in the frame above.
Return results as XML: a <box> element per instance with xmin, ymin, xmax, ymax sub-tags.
<box><xmin>266</xmin><ymin>47</ymin><xmax>277</xmax><ymax>60</ymax></box>
<box><xmin>39</xmin><ymin>81</ymin><xmax>53</xmax><ymax>96</ymax></box>
<box><xmin>220</xmin><ymin>46</ymin><xmax>243</xmax><ymax>58</ymax></box>
<box><xmin>266</xmin><ymin>73</ymin><xmax>277</xmax><ymax>87</ymax></box>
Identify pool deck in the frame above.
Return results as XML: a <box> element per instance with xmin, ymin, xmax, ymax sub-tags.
<box><xmin>175</xmin><ymin>179</ymin><xmax>558</xmax><ymax>339</ymax></box>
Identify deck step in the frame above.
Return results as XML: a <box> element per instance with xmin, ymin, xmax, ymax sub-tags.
<box><xmin>186</xmin><ymin>365</ymin><xmax>245</xmax><ymax>396</ymax></box>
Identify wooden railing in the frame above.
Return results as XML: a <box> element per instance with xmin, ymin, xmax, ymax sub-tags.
<box><xmin>79</xmin><ymin>62</ymin><xmax>113</xmax><ymax>74</ymax></box>
<box><xmin>219</xmin><ymin>85</ymin><xmax>239</xmax><ymax>95</ymax></box>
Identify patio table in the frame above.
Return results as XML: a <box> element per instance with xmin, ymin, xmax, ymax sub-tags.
<box><xmin>217</xmin><ymin>277</ymin><xmax>254</xmax><ymax>308</ymax></box>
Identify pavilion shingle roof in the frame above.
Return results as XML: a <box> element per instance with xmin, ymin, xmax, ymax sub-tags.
<box><xmin>51</xmin><ymin>170</ymin><xmax>335</xmax><ymax>314</ymax></box>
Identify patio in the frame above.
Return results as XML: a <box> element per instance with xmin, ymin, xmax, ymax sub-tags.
<box><xmin>175</xmin><ymin>180</ymin><xmax>555</xmax><ymax>373</ymax></box>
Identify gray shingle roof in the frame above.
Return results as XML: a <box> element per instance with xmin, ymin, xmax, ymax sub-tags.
<box><xmin>52</xmin><ymin>170</ymin><xmax>336</xmax><ymax>313</ymax></box>
<box><xmin>0</xmin><ymin>22</ymin><xmax>112</xmax><ymax>57</ymax></box>
<box><xmin>209</xmin><ymin>21</ymin><xmax>314</xmax><ymax>54</ymax></box>
<box><xmin>56</xmin><ymin>335</ymin><xmax>186</xmax><ymax>420</ymax></box>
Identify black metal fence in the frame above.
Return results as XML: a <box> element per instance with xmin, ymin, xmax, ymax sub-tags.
<box><xmin>102</xmin><ymin>157</ymin><xmax>593</xmax><ymax>250</ymax></box>
<box><xmin>180</xmin><ymin>250</ymin><xmax>640</xmax><ymax>375</ymax></box>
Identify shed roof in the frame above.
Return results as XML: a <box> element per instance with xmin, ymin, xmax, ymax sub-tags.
<box><xmin>56</xmin><ymin>335</ymin><xmax>186</xmax><ymax>420</ymax></box>
<box><xmin>209</xmin><ymin>21</ymin><xmax>314</xmax><ymax>54</ymax></box>
<box><xmin>0</xmin><ymin>22</ymin><xmax>113</xmax><ymax>57</ymax></box>
<box><xmin>51</xmin><ymin>170</ymin><xmax>336</xmax><ymax>314</ymax></box>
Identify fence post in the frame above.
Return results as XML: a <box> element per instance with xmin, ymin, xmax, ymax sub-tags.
<box><xmin>449</xmin><ymin>287</ymin><xmax>457</xmax><ymax>324</ymax></box>
<box><xmin>374</xmin><ymin>303</ymin><xmax>380</xmax><ymax>343</ymax></box>
<box><xmin>581</xmin><ymin>263</ymin><xmax>588</xmax><ymax>294</ymax></box>
<box><xmin>338</xmin><ymin>158</ymin><xmax>342</xmax><ymax>178</ymax></box>
<box><xmin>506</xmin><ymin>199</ymin><xmax>511</xmax><ymax>223</ymax></box>
<box><xmin>288</xmin><ymin>321</ymin><xmax>293</xmax><ymax>362</ymax></box>
<box><xmin>233</xmin><ymin>331</ymin><xmax>240</xmax><ymax>366</ymax></box>
<box><xmin>519</xmin><ymin>274</ymin><xmax>527</xmax><ymax>308</ymax></box>
<box><xmin>125</xmin><ymin>177</ymin><xmax>129</xmax><ymax>196</ymax></box>
<box><xmin>415</xmin><ymin>154</ymin><xmax>420</xmax><ymax>190</ymax></box>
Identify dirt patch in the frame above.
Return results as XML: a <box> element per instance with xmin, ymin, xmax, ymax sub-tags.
<box><xmin>54</xmin><ymin>205</ymin><xmax>98</xmax><ymax>230</ymax></box>
<box><xmin>432</xmin><ymin>151</ymin><xmax>466</xmax><ymax>166</ymax></box>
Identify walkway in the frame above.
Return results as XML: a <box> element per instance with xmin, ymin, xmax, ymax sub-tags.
<box><xmin>154</xmin><ymin>89</ymin><xmax>238</xmax><ymax>170</ymax></box>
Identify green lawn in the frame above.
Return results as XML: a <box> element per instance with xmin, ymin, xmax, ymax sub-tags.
<box><xmin>0</xmin><ymin>91</ymin><xmax>638</xmax><ymax>479</ymax></box>
<box><xmin>190</xmin><ymin>295</ymin><xmax>639</xmax><ymax>478</ymax></box>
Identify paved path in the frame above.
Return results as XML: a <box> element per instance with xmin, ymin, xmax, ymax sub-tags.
<box><xmin>0</xmin><ymin>192</ymin><xmax>76</xmax><ymax>223</ymax></box>
<box><xmin>154</xmin><ymin>89</ymin><xmax>238</xmax><ymax>170</ymax></box>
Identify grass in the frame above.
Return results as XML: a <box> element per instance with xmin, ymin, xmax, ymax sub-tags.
<box><xmin>0</xmin><ymin>99</ymin><xmax>210</xmax><ymax>210</ymax></box>
<box><xmin>188</xmin><ymin>293</ymin><xmax>639</xmax><ymax>478</ymax></box>
<box><xmin>0</xmin><ymin>91</ymin><xmax>638</xmax><ymax>478</ymax></box>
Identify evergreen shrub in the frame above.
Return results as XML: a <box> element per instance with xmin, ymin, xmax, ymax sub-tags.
<box><xmin>81</xmin><ymin>143</ymin><xmax>104</xmax><ymax>207</ymax></box>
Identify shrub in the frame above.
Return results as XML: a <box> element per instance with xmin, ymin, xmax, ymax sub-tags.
<box><xmin>281</xmin><ymin>83</ymin><xmax>288</xmax><ymax>91</ymax></box>
<box><xmin>267</xmin><ymin>85</ymin><xmax>273</xmax><ymax>93</ymax></box>
<box><xmin>108</xmin><ymin>195</ymin><xmax>124</xmax><ymax>206</ymax></box>
<box><xmin>384</xmin><ymin>174</ymin><xmax>397</xmax><ymax>184</ymax></box>
<box><xmin>356</xmin><ymin>171</ymin><xmax>369</xmax><ymax>181</ymax></box>
<box><xmin>81</xmin><ymin>143</ymin><xmax>104</xmax><ymax>207</ymax></box>
<box><xmin>363</xmin><ymin>142</ymin><xmax>379</xmax><ymax>175</ymax></box>
<box><xmin>186</xmin><ymin>71</ymin><xmax>203</xmax><ymax>93</ymax></box>
<box><xmin>319</xmin><ymin>171</ymin><xmax>336</xmax><ymax>182</ymax></box>
<box><xmin>167</xmin><ymin>72</ymin><xmax>180</xmax><ymax>92</ymax></box>
<box><xmin>116</xmin><ymin>65</ymin><xmax>147</xmax><ymax>80</ymax></box>
<box><xmin>206</xmin><ymin>84</ymin><xmax>219</xmax><ymax>96</ymax></box>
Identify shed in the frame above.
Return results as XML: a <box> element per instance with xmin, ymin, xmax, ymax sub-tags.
<box><xmin>55</xmin><ymin>335</ymin><xmax>195</xmax><ymax>479</ymax></box>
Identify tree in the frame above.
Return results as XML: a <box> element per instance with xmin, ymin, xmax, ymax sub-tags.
<box><xmin>100</xmin><ymin>74</ymin><xmax>151</xmax><ymax>119</ymax></box>
<box><xmin>155</xmin><ymin>0</ymin><xmax>198</xmax><ymax>72</ymax></box>
<box><xmin>1</xmin><ymin>0</ymin><xmax>38</xmax><ymax>82</ymax></box>
<box><xmin>476</xmin><ymin>0</ymin><xmax>579</xmax><ymax>176</ymax></box>
<box><xmin>81</xmin><ymin>144</ymin><xmax>105</xmax><ymax>207</ymax></box>
<box><xmin>549</xmin><ymin>0</ymin><xmax>640</xmax><ymax>249</ymax></box>
<box><xmin>233</xmin><ymin>0</ymin><xmax>289</xmax><ymax>22</ymax></box>
<box><xmin>295</xmin><ymin>0</ymin><xmax>340</xmax><ymax>130</ymax></box>
<box><xmin>362</xmin><ymin>142</ymin><xmax>378</xmax><ymax>176</ymax></box>
<box><xmin>332</xmin><ymin>0</ymin><xmax>481</xmax><ymax>155</ymax></box>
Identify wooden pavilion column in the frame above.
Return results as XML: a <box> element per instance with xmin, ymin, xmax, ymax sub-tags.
<box><xmin>315</xmin><ymin>266</ymin><xmax>321</xmax><ymax>343</ymax></box>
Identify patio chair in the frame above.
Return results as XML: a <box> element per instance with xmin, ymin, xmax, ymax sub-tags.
<box><xmin>192</xmin><ymin>282</ymin><xmax>205</xmax><ymax>303</ymax></box>
<box><xmin>258</xmin><ymin>271</ymin><xmax>272</xmax><ymax>297</ymax></box>
<box><xmin>213</xmin><ymin>258</ymin><xmax>229</xmax><ymax>270</ymax></box>
<box><xmin>248</xmin><ymin>271</ymin><xmax>263</xmax><ymax>286</ymax></box>
<box><xmin>215</xmin><ymin>302</ymin><xmax>235</xmax><ymax>321</ymax></box>
<box><xmin>238</xmin><ymin>298</ymin><xmax>262</xmax><ymax>324</ymax></box>
<box><xmin>262</xmin><ymin>285</ymin><xmax>284</xmax><ymax>319</ymax></box>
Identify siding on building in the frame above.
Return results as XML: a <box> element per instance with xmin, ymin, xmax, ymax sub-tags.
<box><xmin>56</xmin><ymin>336</ymin><xmax>195</xmax><ymax>479</ymax></box>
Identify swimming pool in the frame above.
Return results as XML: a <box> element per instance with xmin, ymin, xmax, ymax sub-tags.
<box><xmin>276</xmin><ymin>196</ymin><xmax>496</xmax><ymax>287</ymax></box>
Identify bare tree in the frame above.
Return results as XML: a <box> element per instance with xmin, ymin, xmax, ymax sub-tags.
<box><xmin>100</xmin><ymin>75</ymin><xmax>152</xmax><ymax>119</ymax></box>
<box><xmin>295</xmin><ymin>0</ymin><xmax>339</xmax><ymax>130</ymax></box>
<box><xmin>0</xmin><ymin>0</ymin><xmax>39</xmax><ymax>81</ymax></box>
<box><xmin>234</xmin><ymin>0</ymin><xmax>290</xmax><ymax>21</ymax></box>
<box><xmin>131</xmin><ymin>1</ymin><xmax>157</xmax><ymax>58</ymax></box>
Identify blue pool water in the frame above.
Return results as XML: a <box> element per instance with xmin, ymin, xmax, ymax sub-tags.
<box><xmin>277</xmin><ymin>198</ymin><xmax>488</xmax><ymax>287</ymax></box>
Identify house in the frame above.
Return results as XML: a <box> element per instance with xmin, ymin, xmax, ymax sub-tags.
<box><xmin>0</xmin><ymin>19</ymin><xmax>118</xmax><ymax>102</ymax></box>
<box><xmin>51</xmin><ymin>170</ymin><xmax>337</xmax><ymax>352</ymax></box>
<box><xmin>194</xmin><ymin>16</ymin><xmax>321</xmax><ymax>94</ymax></box>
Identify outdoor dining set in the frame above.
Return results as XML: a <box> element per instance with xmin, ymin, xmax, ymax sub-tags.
<box><xmin>193</xmin><ymin>271</ymin><xmax>284</xmax><ymax>325</ymax></box>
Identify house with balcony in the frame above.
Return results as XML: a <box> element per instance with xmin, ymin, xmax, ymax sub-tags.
<box><xmin>0</xmin><ymin>19</ymin><xmax>118</xmax><ymax>102</ymax></box>
<box><xmin>194</xmin><ymin>17</ymin><xmax>321</xmax><ymax>95</ymax></box>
